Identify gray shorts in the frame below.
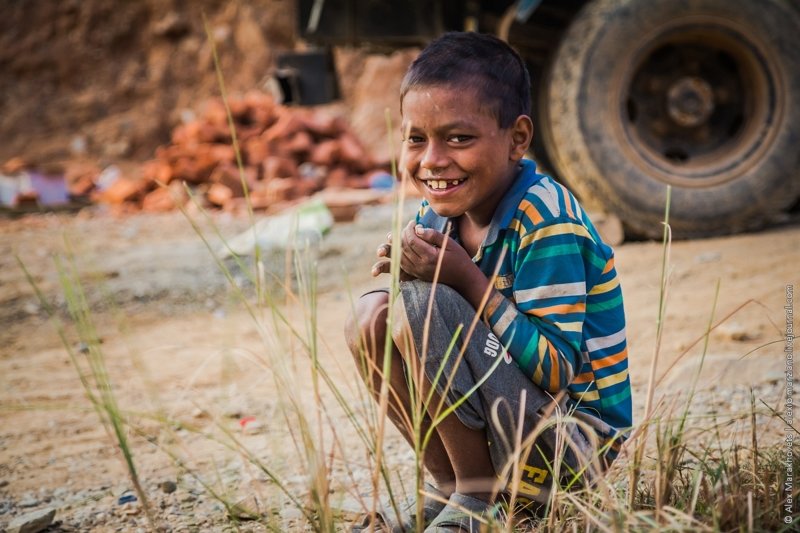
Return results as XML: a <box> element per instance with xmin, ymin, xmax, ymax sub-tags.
<box><xmin>397</xmin><ymin>280</ymin><xmax>593</xmax><ymax>505</ymax></box>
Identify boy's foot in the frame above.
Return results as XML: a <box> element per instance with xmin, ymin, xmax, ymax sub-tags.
<box><xmin>351</xmin><ymin>482</ymin><xmax>448</xmax><ymax>532</ymax></box>
<box><xmin>424</xmin><ymin>493</ymin><xmax>499</xmax><ymax>533</ymax></box>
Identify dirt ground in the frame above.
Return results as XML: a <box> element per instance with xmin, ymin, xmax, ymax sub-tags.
<box><xmin>1</xmin><ymin>207</ymin><xmax>797</xmax><ymax>531</ymax></box>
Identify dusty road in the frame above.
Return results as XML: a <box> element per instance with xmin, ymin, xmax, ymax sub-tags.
<box><xmin>1</xmin><ymin>208</ymin><xmax>797</xmax><ymax>531</ymax></box>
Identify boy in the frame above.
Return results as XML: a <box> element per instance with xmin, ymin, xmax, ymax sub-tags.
<box><xmin>345</xmin><ymin>32</ymin><xmax>632</xmax><ymax>532</ymax></box>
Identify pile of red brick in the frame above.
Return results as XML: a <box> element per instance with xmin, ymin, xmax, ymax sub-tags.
<box><xmin>94</xmin><ymin>91</ymin><xmax>383</xmax><ymax>212</ymax></box>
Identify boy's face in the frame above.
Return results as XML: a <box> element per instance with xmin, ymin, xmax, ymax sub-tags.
<box><xmin>400</xmin><ymin>84</ymin><xmax>531</xmax><ymax>224</ymax></box>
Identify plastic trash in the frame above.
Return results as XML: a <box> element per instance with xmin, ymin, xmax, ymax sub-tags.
<box><xmin>117</xmin><ymin>493</ymin><xmax>138</xmax><ymax>505</ymax></box>
<box><xmin>220</xmin><ymin>196</ymin><xmax>334</xmax><ymax>257</ymax></box>
<box><xmin>368</xmin><ymin>171</ymin><xmax>395</xmax><ymax>190</ymax></box>
<box><xmin>96</xmin><ymin>165</ymin><xmax>122</xmax><ymax>191</ymax></box>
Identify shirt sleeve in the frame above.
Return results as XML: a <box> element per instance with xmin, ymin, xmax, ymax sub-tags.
<box><xmin>482</xmin><ymin>217</ymin><xmax>606</xmax><ymax>393</ymax></box>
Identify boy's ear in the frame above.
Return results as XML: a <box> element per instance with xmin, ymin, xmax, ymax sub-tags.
<box><xmin>509</xmin><ymin>115</ymin><xmax>533</xmax><ymax>161</ymax></box>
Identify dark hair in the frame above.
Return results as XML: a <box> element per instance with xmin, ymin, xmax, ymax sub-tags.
<box><xmin>400</xmin><ymin>32</ymin><xmax>531</xmax><ymax>128</ymax></box>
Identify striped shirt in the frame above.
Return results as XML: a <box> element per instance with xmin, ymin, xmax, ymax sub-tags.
<box><xmin>417</xmin><ymin>159</ymin><xmax>632</xmax><ymax>453</ymax></box>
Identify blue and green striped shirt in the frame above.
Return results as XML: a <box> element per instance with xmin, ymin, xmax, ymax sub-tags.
<box><xmin>417</xmin><ymin>159</ymin><xmax>632</xmax><ymax>452</ymax></box>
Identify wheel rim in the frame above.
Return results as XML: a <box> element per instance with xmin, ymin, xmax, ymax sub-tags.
<box><xmin>617</xmin><ymin>22</ymin><xmax>780</xmax><ymax>188</ymax></box>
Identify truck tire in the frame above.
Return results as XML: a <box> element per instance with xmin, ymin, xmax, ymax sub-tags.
<box><xmin>541</xmin><ymin>0</ymin><xmax>800</xmax><ymax>239</ymax></box>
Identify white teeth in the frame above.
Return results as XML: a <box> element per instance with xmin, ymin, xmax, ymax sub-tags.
<box><xmin>425</xmin><ymin>179</ymin><xmax>465</xmax><ymax>190</ymax></box>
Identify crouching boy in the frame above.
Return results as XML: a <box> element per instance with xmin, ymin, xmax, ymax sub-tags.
<box><xmin>345</xmin><ymin>31</ymin><xmax>632</xmax><ymax>532</ymax></box>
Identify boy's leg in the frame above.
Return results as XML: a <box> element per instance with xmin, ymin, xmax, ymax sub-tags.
<box><xmin>344</xmin><ymin>290</ymin><xmax>456</xmax><ymax>492</ymax></box>
<box><xmin>394</xmin><ymin>280</ymin><xmax>591</xmax><ymax>507</ymax></box>
<box><xmin>390</xmin><ymin>287</ymin><xmax>498</xmax><ymax>503</ymax></box>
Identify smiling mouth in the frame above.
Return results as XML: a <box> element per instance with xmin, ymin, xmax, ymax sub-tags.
<box><xmin>422</xmin><ymin>178</ymin><xmax>466</xmax><ymax>190</ymax></box>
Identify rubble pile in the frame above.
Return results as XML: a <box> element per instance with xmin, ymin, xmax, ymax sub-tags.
<box><xmin>95</xmin><ymin>91</ymin><xmax>384</xmax><ymax>213</ymax></box>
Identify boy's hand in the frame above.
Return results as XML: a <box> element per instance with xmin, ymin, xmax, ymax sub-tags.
<box><xmin>370</xmin><ymin>232</ymin><xmax>414</xmax><ymax>280</ymax></box>
<box><xmin>399</xmin><ymin>221</ymin><xmax>475</xmax><ymax>287</ymax></box>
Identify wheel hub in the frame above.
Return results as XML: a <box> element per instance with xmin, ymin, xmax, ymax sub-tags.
<box><xmin>624</xmin><ymin>39</ymin><xmax>752</xmax><ymax>170</ymax></box>
<box><xmin>666</xmin><ymin>76</ymin><xmax>714</xmax><ymax>128</ymax></box>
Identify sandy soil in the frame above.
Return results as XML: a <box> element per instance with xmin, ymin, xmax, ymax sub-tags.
<box><xmin>1</xmin><ymin>208</ymin><xmax>797</xmax><ymax>531</ymax></box>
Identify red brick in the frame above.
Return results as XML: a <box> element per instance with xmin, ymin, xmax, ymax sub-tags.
<box><xmin>208</xmin><ymin>144</ymin><xmax>236</xmax><ymax>164</ymax></box>
<box><xmin>1</xmin><ymin>157</ymin><xmax>26</xmax><ymax>174</ymax></box>
<box><xmin>310</xmin><ymin>139</ymin><xmax>341</xmax><ymax>166</ymax></box>
<box><xmin>64</xmin><ymin>161</ymin><xmax>101</xmax><ymax>196</ymax></box>
<box><xmin>262</xmin><ymin>156</ymin><xmax>298</xmax><ymax>181</ymax></box>
<box><xmin>207</xmin><ymin>182</ymin><xmax>234</xmax><ymax>207</ymax></box>
<box><xmin>209</xmin><ymin>163</ymin><xmax>248</xmax><ymax>196</ymax></box>
<box><xmin>202</xmin><ymin>99</ymin><xmax>228</xmax><ymax>127</ymax></box>
<box><xmin>325</xmin><ymin>166</ymin><xmax>349</xmax><ymax>188</ymax></box>
<box><xmin>171</xmin><ymin>121</ymin><xmax>201</xmax><ymax>145</ymax></box>
<box><xmin>263</xmin><ymin>109</ymin><xmax>304</xmax><ymax>143</ymax></box>
<box><xmin>284</xmin><ymin>131</ymin><xmax>313</xmax><ymax>156</ymax></box>
<box><xmin>96</xmin><ymin>177</ymin><xmax>147</xmax><ymax>204</ymax></box>
<box><xmin>262</xmin><ymin>178</ymin><xmax>295</xmax><ymax>203</ymax></box>
<box><xmin>142</xmin><ymin>185</ymin><xmax>181</xmax><ymax>212</ymax></box>
<box><xmin>339</xmin><ymin>132</ymin><xmax>373</xmax><ymax>172</ymax></box>
<box><xmin>243</xmin><ymin>137</ymin><xmax>271</xmax><ymax>166</ymax></box>
<box><xmin>141</xmin><ymin>160</ymin><xmax>173</xmax><ymax>185</ymax></box>
<box><xmin>228</xmin><ymin>98</ymin><xmax>248</xmax><ymax>121</ymax></box>
<box><xmin>302</xmin><ymin>112</ymin><xmax>343</xmax><ymax>138</ymax></box>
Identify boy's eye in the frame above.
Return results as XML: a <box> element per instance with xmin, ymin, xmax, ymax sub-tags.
<box><xmin>406</xmin><ymin>135</ymin><xmax>425</xmax><ymax>144</ymax></box>
<box><xmin>449</xmin><ymin>134</ymin><xmax>473</xmax><ymax>144</ymax></box>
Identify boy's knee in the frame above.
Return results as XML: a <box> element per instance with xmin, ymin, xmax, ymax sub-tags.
<box><xmin>398</xmin><ymin>280</ymin><xmax>465</xmax><ymax>329</ymax></box>
<box><xmin>345</xmin><ymin>291</ymin><xmax>390</xmax><ymax>357</ymax></box>
<box><xmin>391</xmin><ymin>280</ymin><xmax>461</xmax><ymax>352</ymax></box>
<box><xmin>390</xmin><ymin>291</ymin><xmax>410</xmax><ymax>348</ymax></box>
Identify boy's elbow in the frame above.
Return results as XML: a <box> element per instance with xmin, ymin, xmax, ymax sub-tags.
<box><xmin>557</xmin><ymin>351</ymin><xmax>578</xmax><ymax>390</ymax></box>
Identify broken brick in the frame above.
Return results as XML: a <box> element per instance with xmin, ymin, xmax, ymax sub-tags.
<box><xmin>207</xmin><ymin>182</ymin><xmax>234</xmax><ymax>207</ymax></box>
<box><xmin>243</xmin><ymin>137</ymin><xmax>271</xmax><ymax>167</ymax></box>
<box><xmin>261</xmin><ymin>178</ymin><xmax>295</xmax><ymax>204</ymax></box>
<box><xmin>64</xmin><ymin>161</ymin><xmax>101</xmax><ymax>196</ymax></box>
<box><xmin>302</xmin><ymin>112</ymin><xmax>339</xmax><ymax>138</ymax></box>
<box><xmin>339</xmin><ymin>132</ymin><xmax>373</xmax><ymax>172</ymax></box>
<box><xmin>325</xmin><ymin>166</ymin><xmax>349</xmax><ymax>188</ymax></box>
<box><xmin>209</xmin><ymin>163</ymin><xmax>248</xmax><ymax>196</ymax></box>
<box><xmin>141</xmin><ymin>184</ymin><xmax>184</xmax><ymax>212</ymax></box>
<box><xmin>96</xmin><ymin>177</ymin><xmax>147</xmax><ymax>204</ymax></box>
<box><xmin>141</xmin><ymin>160</ymin><xmax>173</xmax><ymax>185</ymax></box>
<box><xmin>284</xmin><ymin>131</ymin><xmax>313</xmax><ymax>156</ymax></box>
<box><xmin>310</xmin><ymin>139</ymin><xmax>341</xmax><ymax>167</ymax></box>
<box><xmin>262</xmin><ymin>156</ymin><xmax>298</xmax><ymax>181</ymax></box>
<box><xmin>262</xmin><ymin>110</ymin><xmax>303</xmax><ymax>143</ymax></box>
<box><xmin>89</xmin><ymin>91</ymin><xmax>384</xmax><ymax>212</ymax></box>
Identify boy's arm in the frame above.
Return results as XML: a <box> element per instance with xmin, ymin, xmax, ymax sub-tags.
<box><xmin>481</xmin><ymin>219</ymin><xmax>604</xmax><ymax>393</ymax></box>
<box><xmin>400</xmin><ymin>219</ymin><xmax>601</xmax><ymax>395</ymax></box>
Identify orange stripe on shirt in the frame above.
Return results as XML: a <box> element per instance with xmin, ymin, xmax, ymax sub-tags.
<box><xmin>591</xmin><ymin>348</ymin><xmax>628</xmax><ymax>371</ymax></box>
<box><xmin>557</xmin><ymin>183</ymin><xmax>575</xmax><ymax>219</ymax></box>
<box><xmin>519</xmin><ymin>199</ymin><xmax>544</xmax><ymax>225</ymax></box>
<box><xmin>572</xmin><ymin>370</ymin><xmax>595</xmax><ymax>384</ymax></box>
<box><xmin>541</xmin><ymin>339</ymin><xmax>559</xmax><ymax>388</ymax></box>
<box><xmin>602</xmin><ymin>257</ymin><xmax>615</xmax><ymax>275</ymax></box>
<box><xmin>531</xmin><ymin>302</ymin><xmax>586</xmax><ymax>316</ymax></box>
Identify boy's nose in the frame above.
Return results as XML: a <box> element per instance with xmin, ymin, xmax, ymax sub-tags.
<box><xmin>420</xmin><ymin>141</ymin><xmax>449</xmax><ymax>172</ymax></box>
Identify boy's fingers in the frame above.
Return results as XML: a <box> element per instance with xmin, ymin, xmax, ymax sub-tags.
<box><xmin>414</xmin><ymin>224</ymin><xmax>447</xmax><ymax>247</ymax></box>
<box><xmin>401</xmin><ymin>225</ymin><xmax>425</xmax><ymax>261</ymax></box>
<box><xmin>376</xmin><ymin>243</ymin><xmax>391</xmax><ymax>258</ymax></box>
<box><xmin>371</xmin><ymin>258</ymin><xmax>391</xmax><ymax>277</ymax></box>
<box><xmin>404</xmin><ymin>234</ymin><xmax>438</xmax><ymax>264</ymax></box>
